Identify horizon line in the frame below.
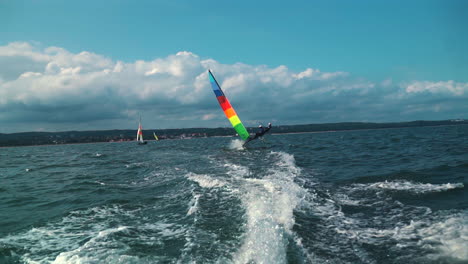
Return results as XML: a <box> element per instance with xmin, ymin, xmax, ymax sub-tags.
<box><xmin>2</xmin><ymin>119</ymin><xmax>466</xmax><ymax>135</ymax></box>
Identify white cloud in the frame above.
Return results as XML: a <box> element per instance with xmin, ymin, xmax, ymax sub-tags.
<box><xmin>0</xmin><ymin>41</ymin><xmax>467</xmax><ymax>133</ymax></box>
<box><xmin>0</xmin><ymin>42</ymin><xmax>50</xmax><ymax>62</ymax></box>
<box><xmin>405</xmin><ymin>80</ymin><xmax>468</xmax><ymax>96</ymax></box>
<box><xmin>294</xmin><ymin>68</ymin><xmax>348</xmax><ymax>80</ymax></box>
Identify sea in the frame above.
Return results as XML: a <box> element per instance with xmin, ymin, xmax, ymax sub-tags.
<box><xmin>0</xmin><ymin>125</ymin><xmax>467</xmax><ymax>264</ymax></box>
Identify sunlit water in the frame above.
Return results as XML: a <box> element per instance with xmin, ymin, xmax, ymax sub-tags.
<box><xmin>1</xmin><ymin>125</ymin><xmax>467</xmax><ymax>263</ymax></box>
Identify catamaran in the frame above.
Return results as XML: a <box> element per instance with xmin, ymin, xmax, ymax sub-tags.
<box><xmin>136</xmin><ymin>117</ymin><xmax>147</xmax><ymax>145</ymax></box>
<box><xmin>208</xmin><ymin>70</ymin><xmax>271</xmax><ymax>146</ymax></box>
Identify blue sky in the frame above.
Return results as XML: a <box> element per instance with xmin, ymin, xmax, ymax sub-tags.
<box><xmin>3</xmin><ymin>0</ymin><xmax>468</xmax><ymax>81</ymax></box>
<box><xmin>1</xmin><ymin>0</ymin><xmax>467</xmax><ymax>132</ymax></box>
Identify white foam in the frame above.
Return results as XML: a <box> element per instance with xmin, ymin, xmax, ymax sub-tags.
<box><xmin>223</xmin><ymin>162</ymin><xmax>250</xmax><ymax>179</ymax></box>
<box><xmin>231</xmin><ymin>151</ymin><xmax>308</xmax><ymax>264</ymax></box>
<box><xmin>274</xmin><ymin>151</ymin><xmax>302</xmax><ymax>175</ymax></box>
<box><xmin>203</xmin><ymin>153</ymin><xmax>465</xmax><ymax>263</ymax></box>
<box><xmin>141</xmin><ymin>222</ymin><xmax>186</xmax><ymax>238</ymax></box>
<box><xmin>228</xmin><ymin>139</ymin><xmax>245</xmax><ymax>150</ymax></box>
<box><xmin>352</xmin><ymin>180</ymin><xmax>464</xmax><ymax>194</ymax></box>
<box><xmin>52</xmin><ymin>226</ymin><xmax>131</xmax><ymax>264</ymax></box>
<box><xmin>187</xmin><ymin>194</ymin><xmax>200</xmax><ymax>216</ymax></box>
<box><xmin>348</xmin><ymin>212</ymin><xmax>468</xmax><ymax>261</ymax></box>
<box><xmin>186</xmin><ymin>172</ymin><xmax>226</xmax><ymax>189</ymax></box>
<box><xmin>0</xmin><ymin>205</ymin><xmax>180</xmax><ymax>263</ymax></box>
<box><xmin>417</xmin><ymin>213</ymin><xmax>468</xmax><ymax>261</ymax></box>
<box><xmin>53</xmin><ymin>253</ymin><xmax>139</xmax><ymax>264</ymax></box>
<box><xmin>334</xmin><ymin>193</ymin><xmax>362</xmax><ymax>206</ymax></box>
<box><xmin>319</xmin><ymin>182</ymin><xmax>468</xmax><ymax>262</ymax></box>
<box><xmin>124</xmin><ymin>162</ymin><xmax>145</xmax><ymax>168</ymax></box>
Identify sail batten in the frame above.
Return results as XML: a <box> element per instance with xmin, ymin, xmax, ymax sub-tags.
<box><xmin>208</xmin><ymin>70</ymin><xmax>250</xmax><ymax>140</ymax></box>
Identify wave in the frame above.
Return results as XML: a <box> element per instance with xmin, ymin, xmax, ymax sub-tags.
<box><xmin>182</xmin><ymin>153</ymin><xmax>308</xmax><ymax>263</ymax></box>
<box><xmin>186</xmin><ymin>172</ymin><xmax>227</xmax><ymax>189</ymax></box>
<box><xmin>124</xmin><ymin>162</ymin><xmax>146</xmax><ymax>169</ymax></box>
<box><xmin>334</xmin><ymin>211</ymin><xmax>468</xmax><ymax>262</ymax></box>
<box><xmin>223</xmin><ymin>151</ymin><xmax>310</xmax><ymax>264</ymax></box>
<box><xmin>0</xmin><ymin>205</ymin><xmax>186</xmax><ymax>263</ymax></box>
<box><xmin>304</xmin><ymin>179</ymin><xmax>468</xmax><ymax>262</ymax></box>
<box><xmin>417</xmin><ymin>212</ymin><xmax>468</xmax><ymax>261</ymax></box>
<box><xmin>350</xmin><ymin>180</ymin><xmax>464</xmax><ymax>194</ymax></box>
<box><xmin>187</xmin><ymin>193</ymin><xmax>200</xmax><ymax>216</ymax></box>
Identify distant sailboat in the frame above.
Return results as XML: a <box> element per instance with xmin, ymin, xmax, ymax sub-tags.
<box><xmin>153</xmin><ymin>132</ymin><xmax>159</xmax><ymax>141</ymax></box>
<box><xmin>137</xmin><ymin>117</ymin><xmax>147</xmax><ymax>145</ymax></box>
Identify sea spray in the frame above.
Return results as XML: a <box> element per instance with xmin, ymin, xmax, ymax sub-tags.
<box><xmin>229</xmin><ymin>139</ymin><xmax>245</xmax><ymax>151</ymax></box>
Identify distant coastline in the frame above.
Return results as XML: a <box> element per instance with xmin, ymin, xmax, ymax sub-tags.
<box><xmin>1</xmin><ymin>119</ymin><xmax>466</xmax><ymax>147</ymax></box>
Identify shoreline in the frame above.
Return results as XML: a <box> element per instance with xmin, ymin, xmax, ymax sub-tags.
<box><xmin>1</xmin><ymin>123</ymin><xmax>466</xmax><ymax>149</ymax></box>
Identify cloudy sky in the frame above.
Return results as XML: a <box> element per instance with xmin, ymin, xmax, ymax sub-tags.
<box><xmin>1</xmin><ymin>0</ymin><xmax>467</xmax><ymax>133</ymax></box>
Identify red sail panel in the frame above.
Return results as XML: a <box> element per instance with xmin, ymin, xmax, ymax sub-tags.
<box><xmin>216</xmin><ymin>95</ymin><xmax>232</xmax><ymax>111</ymax></box>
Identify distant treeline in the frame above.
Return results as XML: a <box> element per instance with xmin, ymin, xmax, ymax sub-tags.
<box><xmin>0</xmin><ymin>120</ymin><xmax>467</xmax><ymax>147</ymax></box>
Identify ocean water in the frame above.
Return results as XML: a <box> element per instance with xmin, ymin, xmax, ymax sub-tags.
<box><xmin>0</xmin><ymin>125</ymin><xmax>467</xmax><ymax>264</ymax></box>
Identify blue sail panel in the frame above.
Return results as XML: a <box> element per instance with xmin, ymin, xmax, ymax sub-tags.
<box><xmin>214</xmin><ymin>90</ymin><xmax>223</xmax><ymax>97</ymax></box>
<box><xmin>209</xmin><ymin>71</ymin><xmax>224</xmax><ymax>94</ymax></box>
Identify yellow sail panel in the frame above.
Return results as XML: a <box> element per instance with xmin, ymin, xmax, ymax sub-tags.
<box><xmin>228</xmin><ymin>115</ymin><xmax>242</xmax><ymax>127</ymax></box>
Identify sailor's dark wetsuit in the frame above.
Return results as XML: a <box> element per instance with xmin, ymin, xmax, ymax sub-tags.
<box><xmin>244</xmin><ymin>123</ymin><xmax>272</xmax><ymax>145</ymax></box>
<box><xmin>256</xmin><ymin>127</ymin><xmax>265</xmax><ymax>137</ymax></box>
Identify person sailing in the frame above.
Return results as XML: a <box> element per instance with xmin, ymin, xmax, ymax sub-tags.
<box><xmin>254</xmin><ymin>123</ymin><xmax>272</xmax><ymax>138</ymax></box>
<box><xmin>243</xmin><ymin>123</ymin><xmax>272</xmax><ymax>145</ymax></box>
<box><xmin>256</xmin><ymin>125</ymin><xmax>265</xmax><ymax>136</ymax></box>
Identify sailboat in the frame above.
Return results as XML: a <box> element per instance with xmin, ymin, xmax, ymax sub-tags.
<box><xmin>208</xmin><ymin>70</ymin><xmax>271</xmax><ymax>145</ymax></box>
<box><xmin>153</xmin><ymin>132</ymin><xmax>159</xmax><ymax>141</ymax></box>
<box><xmin>136</xmin><ymin>117</ymin><xmax>147</xmax><ymax>145</ymax></box>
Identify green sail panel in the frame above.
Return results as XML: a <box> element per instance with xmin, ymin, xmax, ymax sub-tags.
<box><xmin>234</xmin><ymin>123</ymin><xmax>250</xmax><ymax>140</ymax></box>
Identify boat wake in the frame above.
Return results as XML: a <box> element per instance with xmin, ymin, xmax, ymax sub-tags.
<box><xmin>185</xmin><ymin>151</ymin><xmax>312</xmax><ymax>263</ymax></box>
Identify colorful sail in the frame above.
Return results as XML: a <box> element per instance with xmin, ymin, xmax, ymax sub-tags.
<box><xmin>208</xmin><ymin>70</ymin><xmax>250</xmax><ymax>140</ymax></box>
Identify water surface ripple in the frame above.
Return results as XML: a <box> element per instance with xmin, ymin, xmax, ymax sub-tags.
<box><xmin>0</xmin><ymin>125</ymin><xmax>467</xmax><ymax>263</ymax></box>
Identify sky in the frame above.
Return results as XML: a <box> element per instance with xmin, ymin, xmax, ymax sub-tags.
<box><xmin>1</xmin><ymin>0</ymin><xmax>467</xmax><ymax>133</ymax></box>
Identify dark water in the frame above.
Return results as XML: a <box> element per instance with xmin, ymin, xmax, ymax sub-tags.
<box><xmin>0</xmin><ymin>125</ymin><xmax>467</xmax><ymax>264</ymax></box>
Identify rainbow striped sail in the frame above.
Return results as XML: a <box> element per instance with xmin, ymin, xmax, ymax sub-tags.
<box><xmin>208</xmin><ymin>70</ymin><xmax>250</xmax><ymax>140</ymax></box>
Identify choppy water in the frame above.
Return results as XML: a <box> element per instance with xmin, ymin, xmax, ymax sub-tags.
<box><xmin>0</xmin><ymin>125</ymin><xmax>467</xmax><ymax>264</ymax></box>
